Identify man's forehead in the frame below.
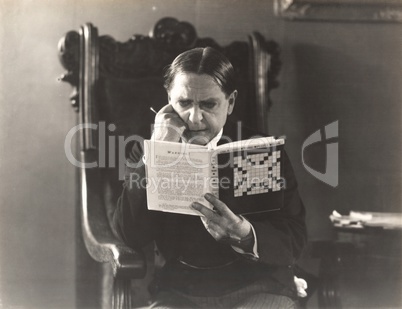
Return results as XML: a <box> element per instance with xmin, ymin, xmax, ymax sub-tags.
<box><xmin>171</xmin><ymin>73</ymin><xmax>220</xmax><ymax>91</ymax></box>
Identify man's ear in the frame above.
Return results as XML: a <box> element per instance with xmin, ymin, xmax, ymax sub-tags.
<box><xmin>227</xmin><ymin>90</ymin><xmax>237</xmax><ymax>115</ymax></box>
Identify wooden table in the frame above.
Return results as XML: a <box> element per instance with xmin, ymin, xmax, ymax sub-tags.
<box><xmin>321</xmin><ymin>215</ymin><xmax>402</xmax><ymax>308</ymax></box>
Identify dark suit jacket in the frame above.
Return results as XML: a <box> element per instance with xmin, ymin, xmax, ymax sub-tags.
<box><xmin>112</xmin><ymin>120</ymin><xmax>307</xmax><ymax>298</ymax></box>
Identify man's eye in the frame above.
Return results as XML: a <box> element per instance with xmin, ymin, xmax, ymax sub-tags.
<box><xmin>178</xmin><ymin>101</ymin><xmax>191</xmax><ymax>108</ymax></box>
<box><xmin>202</xmin><ymin>102</ymin><xmax>216</xmax><ymax>109</ymax></box>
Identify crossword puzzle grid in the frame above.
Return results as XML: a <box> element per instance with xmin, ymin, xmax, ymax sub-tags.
<box><xmin>233</xmin><ymin>151</ymin><xmax>281</xmax><ymax>197</ymax></box>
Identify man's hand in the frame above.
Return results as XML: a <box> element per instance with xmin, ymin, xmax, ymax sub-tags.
<box><xmin>191</xmin><ymin>193</ymin><xmax>253</xmax><ymax>249</ymax></box>
<box><xmin>153</xmin><ymin>104</ymin><xmax>187</xmax><ymax>142</ymax></box>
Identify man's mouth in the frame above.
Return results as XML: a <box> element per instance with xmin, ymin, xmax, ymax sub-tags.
<box><xmin>186</xmin><ymin>129</ymin><xmax>206</xmax><ymax>133</ymax></box>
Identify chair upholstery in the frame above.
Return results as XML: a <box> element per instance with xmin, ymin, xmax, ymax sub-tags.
<box><xmin>58</xmin><ymin>17</ymin><xmax>281</xmax><ymax>308</ymax></box>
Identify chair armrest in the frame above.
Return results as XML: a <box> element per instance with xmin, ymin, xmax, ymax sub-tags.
<box><xmin>80</xmin><ymin>150</ymin><xmax>146</xmax><ymax>279</ymax></box>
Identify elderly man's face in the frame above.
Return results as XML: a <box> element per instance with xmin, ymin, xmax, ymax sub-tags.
<box><xmin>168</xmin><ymin>73</ymin><xmax>236</xmax><ymax>145</ymax></box>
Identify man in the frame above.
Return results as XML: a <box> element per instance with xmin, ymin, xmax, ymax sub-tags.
<box><xmin>113</xmin><ymin>47</ymin><xmax>307</xmax><ymax>308</ymax></box>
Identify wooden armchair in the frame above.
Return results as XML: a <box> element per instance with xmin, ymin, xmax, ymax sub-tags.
<box><xmin>58</xmin><ymin>17</ymin><xmax>281</xmax><ymax>308</ymax></box>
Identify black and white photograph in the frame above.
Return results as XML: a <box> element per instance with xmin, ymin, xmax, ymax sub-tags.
<box><xmin>0</xmin><ymin>0</ymin><xmax>401</xmax><ymax>308</ymax></box>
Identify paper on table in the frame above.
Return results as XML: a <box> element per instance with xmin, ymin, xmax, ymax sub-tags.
<box><xmin>330</xmin><ymin>210</ymin><xmax>402</xmax><ymax>229</ymax></box>
<box><xmin>330</xmin><ymin>210</ymin><xmax>364</xmax><ymax>228</ymax></box>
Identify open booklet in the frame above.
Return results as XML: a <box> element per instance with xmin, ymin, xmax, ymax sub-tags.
<box><xmin>143</xmin><ymin>136</ymin><xmax>286</xmax><ymax>216</ymax></box>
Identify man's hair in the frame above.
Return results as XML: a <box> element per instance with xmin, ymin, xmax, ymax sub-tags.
<box><xmin>163</xmin><ymin>47</ymin><xmax>236</xmax><ymax>97</ymax></box>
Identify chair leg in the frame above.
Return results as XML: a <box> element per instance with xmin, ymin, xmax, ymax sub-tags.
<box><xmin>113</xmin><ymin>278</ymin><xmax>132</xmax><ymax>309</ymax></box>
<box><xmin>317</xmin><ymin>242</ymin><xmax>342</xmax><ymax>308</ymax></box>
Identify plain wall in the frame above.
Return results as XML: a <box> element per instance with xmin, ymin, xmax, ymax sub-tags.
<box><xmin>0</xmin><ymin>0</ymin><xmax>401</xmax><ymax>307</ymax></box>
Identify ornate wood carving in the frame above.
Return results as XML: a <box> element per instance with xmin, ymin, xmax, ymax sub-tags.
<box><xmin>58</xmin><ymin>17</ymin><xmax>281</xmax><ymax>116</ymax></box>
<box><xmin>58</xmin><ymin>30</ymin><xmax>80</xmax><ymax>85</ymax></box>
<box><xmin>58</xmin><ymin>31</ymin><xmax>80</xmax><ymax>111</ymax></box>
<box><xmin>151</xmin><ymin>17</ymin><xmax>197</xmax><ymax>50</ymax></box>
<box><xmin>113</xmin><ymin>278</ymin><xmax>132</xmax><ymax>309</ymax></box>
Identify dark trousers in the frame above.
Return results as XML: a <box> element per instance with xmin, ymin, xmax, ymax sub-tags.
<box><xmin>150</xmin><ymin>279</ymin><xmax>297</xmax><ymax>308</ymax></box>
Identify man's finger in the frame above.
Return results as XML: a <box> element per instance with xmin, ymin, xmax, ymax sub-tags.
<box><xmin>157</xmin><ymin>103</ymin><xmax>175</xmax><ymax>114</ymax></box>
<box><xmin>191</xmin><ymin>202</ymin><xmax>218</xmax><ymax>221</ymax></box>
<box><xmin>204</xmin><ymin>193</ymin><xmax>238</xmax><ymax>221</ymax></box>
<box><xmin>157</xmin><ymin>105</ymin><xmax>187</xmax><ymax>128</ymax></box>
<box><xmin>159</xmin><ymin>103</ymin><xmax>182</xmax><ymax>119</ymax></box>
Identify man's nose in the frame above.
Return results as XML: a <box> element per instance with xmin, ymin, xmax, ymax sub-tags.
<box><xmin>188</xmin><ymin>106</ymin><xmax>203</xmax><ymax>124</ymax></box>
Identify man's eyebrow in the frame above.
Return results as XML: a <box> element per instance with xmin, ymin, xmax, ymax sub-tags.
<box><xmin>199</xmin><ymin>98</ymin><xmax>219</xmax><ymax>104</ymax></box>
<box><xmin>176</xmin><ymin>97</ymin><xmax>219</xmax><ymax>104</ymax></box>
<box><xmin>177</xmin><ymin>97</ymin><xmax>193</xmax><ymax>102</ymax></box>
